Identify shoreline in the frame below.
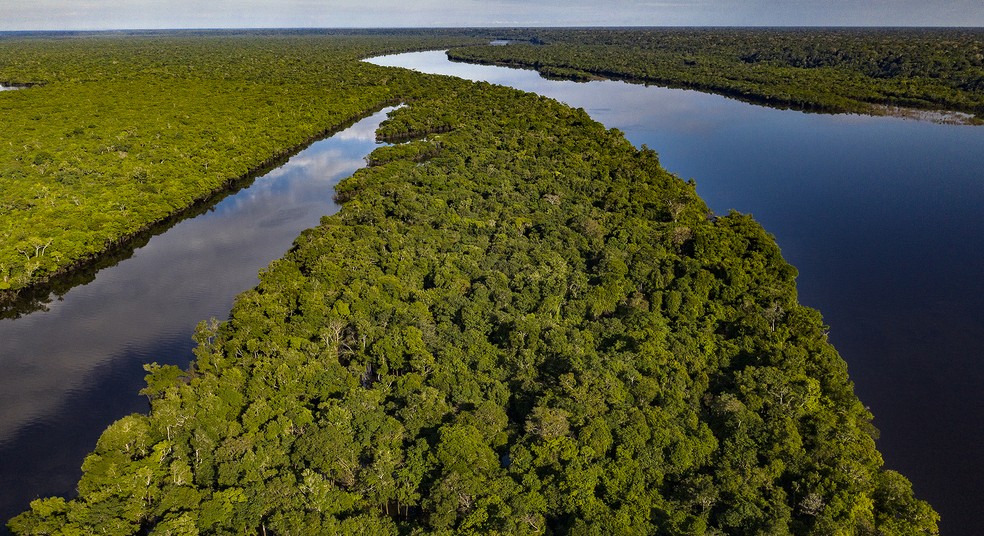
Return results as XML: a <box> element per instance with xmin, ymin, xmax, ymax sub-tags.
<box><xmin>866</xmin><ymin>104</ymin><xmax>981</xmax><ymax>125</ymax></box>
<box><xmin>445</xmin><ymin>52</ymin><xmax>982</xmax><ymax>127</ymax></box>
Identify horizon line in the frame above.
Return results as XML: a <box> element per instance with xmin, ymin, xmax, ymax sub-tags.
<box><xmin>2</xmin><ymin>24</ymin><xmax>984</xmax><ymax>34</ymax></box>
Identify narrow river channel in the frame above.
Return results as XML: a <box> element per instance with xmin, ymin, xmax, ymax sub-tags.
<box><xmin>369</xmin><ymin>50</ymin><xmax>984</xmax><ymax>535</ymax></box>
<box><xmin>0</xmin><ymin>107</ymin><xmax>395</xmax><ymax>529</ymax></box>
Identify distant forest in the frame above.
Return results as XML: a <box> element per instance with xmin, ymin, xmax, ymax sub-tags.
<box><xmin>3</xmin><ymin>30</ymin><xmax>944</xmax><ymax>534</ymax></box>
<box><xmin>449</xmin><ymin>27</ymin><xmax>984</xmax><ymax>120</ymax></box>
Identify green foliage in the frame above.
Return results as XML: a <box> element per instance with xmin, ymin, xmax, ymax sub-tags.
<box><xmin>0</xmin><ymin>30</ymin><xmax>486</xmax><ymax>303</ymax></box>
<box><xmin>7</xmin><ymin>32</ymin><xmax>937</xmax><ymax>535</ymax></box>
<box><xmin>448</xmin><ymin>27</ymin><xmax>984</xmax><ymax>120</ymax></box>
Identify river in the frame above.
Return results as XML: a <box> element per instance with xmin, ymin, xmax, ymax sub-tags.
<box><xmin>0</xmin><ymin>107</ymin><xmax>394</xmax><ymax>529</ymax></box>
<box><xmin>367</xmin><ymin>50</ymin><xmax>984</xmax><ymax>535</ymax></box>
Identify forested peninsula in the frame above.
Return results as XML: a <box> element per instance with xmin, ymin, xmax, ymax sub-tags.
<box><xmin>4</xmin><ymin>31</ymin><xmax>939</xmax><ymax>534</ymax></box>
<box><xmin>448</xmin><ymin>28</ymin><xmax>984</xmax><ymax>122</ymax></box>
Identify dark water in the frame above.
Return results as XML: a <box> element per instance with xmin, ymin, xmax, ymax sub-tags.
<box><xmin>369</xmin><ymin>51</ymin><xmax>984</xmax><ymax>535</ymax></box>
<box><xmin>0</xmin><ymin>108</ymin><xmax>394</xmax><ymax>529</ymax></box>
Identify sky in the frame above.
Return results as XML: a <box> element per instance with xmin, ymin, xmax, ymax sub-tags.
<box><xmin>1</xmin><ymin>0</ymin><xmax>981</xmax><ymax>31</ymax></box>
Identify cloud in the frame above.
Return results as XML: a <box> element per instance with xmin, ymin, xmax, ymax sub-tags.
<box><xmin>2</xmin><ymin>0</ymin><xmax>978</xmax><ymax>30</ymax></box>
<box><xmin>0</xmin><ymin>1</ymin><xmax>978</xmax><ymax>49</ymax></box>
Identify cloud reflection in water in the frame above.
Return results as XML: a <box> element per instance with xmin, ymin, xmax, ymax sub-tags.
<box><xmin>0</xmin><ymin>107</ymin><xmax>394</xmax><ymax>523</ymax></box>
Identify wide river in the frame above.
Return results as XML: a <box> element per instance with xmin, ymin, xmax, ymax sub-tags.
<box><xmin>0</xmin><ymin>108</ymin><xmax>394</xmax><ymax>530</ymax></box>
<box><xmin>369</xmin><ymin>50</ymin><xmax>984</xmax><ymax>535</ymax></box>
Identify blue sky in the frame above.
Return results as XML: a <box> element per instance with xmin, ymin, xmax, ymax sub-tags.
<box><xmin>1</xmin><ymin>0</ymin><xmax>981</xmax><ymax>31</ymax></box>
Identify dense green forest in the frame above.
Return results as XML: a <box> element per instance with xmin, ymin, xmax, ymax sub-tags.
<box><xmin>0</xmin><ymin>30</ymin><xmax>487</xmax><ymax>308</ymax></box>
<box><xmin>4</xmin><ymin>28</ymin><xmax>981</xmax><ymax>311</ymax></box>
<box><xmin>448</xmin><ymin>28</ymin><xmax>984</xmax><ymax>120</ymax></box>
<box><xmin>8</xmin><ymin>32</ymin><xmax>937</xmax><ymax>534</ymax></box>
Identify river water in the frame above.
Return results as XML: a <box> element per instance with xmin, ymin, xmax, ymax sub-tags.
<box><xmin>367</xmin><ymin>50</ymin><xmax>984</xmax><ymax>535</ymax></box>
<box><xmin>0</xmin><ymin>107</ymin><xmax>394</xmax><ymax>529</ymax></box>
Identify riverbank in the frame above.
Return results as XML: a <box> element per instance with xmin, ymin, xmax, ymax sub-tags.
<box><xmin>0</xmin><ymin>99</ymin><xmax>401</xmax><ymax>317</ymax></box>
<box><xmin>450</xmin><ymin>52</ymin><xmax>984</xmax><ymax>126</ymax></box>
<box><xmin>446</xmin><ymin>28</ymin><xmax>984</xmax><ymax>124</ymax></box>
<box><xmin>867</xmin><ymin>104</ymin><xmax>981</xmax><ymax>125</ymax></box>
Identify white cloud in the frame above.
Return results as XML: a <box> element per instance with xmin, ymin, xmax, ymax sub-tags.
<box><xmin>1</xmin><ymin>0</ymin><xmax>980</xmax><ymax>30</ymax></box>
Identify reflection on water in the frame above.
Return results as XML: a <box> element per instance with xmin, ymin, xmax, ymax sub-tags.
<box><xmin>369</xmin><ymin>51</ymin><xmax>984</xmax><ymax>535</ymax></box>
<box><xmin>0</xmin><ymin>107</ymin><xmax>393</xmax><ymax>527</ymax></box>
